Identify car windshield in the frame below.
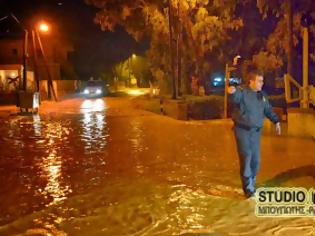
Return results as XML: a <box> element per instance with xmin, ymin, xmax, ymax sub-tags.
<box><xmin>87</xmin><ymin>81</ymin><xmax>103</xmax><ymax>87</ymax></box>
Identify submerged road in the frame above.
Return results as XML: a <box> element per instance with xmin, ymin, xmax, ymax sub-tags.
<box><xmin>0</xmin><ymin>97</ymin><xmax>314</xmax><ymax>235</ymax></box>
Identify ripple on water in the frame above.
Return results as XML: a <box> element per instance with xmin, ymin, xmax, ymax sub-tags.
<box><xmin>0</xmin><ymin>112</ymin><xmax>110</xmax><ymax>226</ymax></box>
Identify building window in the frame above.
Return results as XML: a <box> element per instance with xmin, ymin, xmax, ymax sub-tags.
<box><xmin>12</xmin><ymin>48</ymin><xmax>18</xmax><ymax>56</ymax></box>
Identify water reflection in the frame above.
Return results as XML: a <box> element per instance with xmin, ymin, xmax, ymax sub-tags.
<box><xmin>41</xmin><ymin>151</ymin><xmax>70</xmax><ymax>205</ymax></box>
<box><xmin>128</xmin><ymin>118</ymin><xmax>146</xmax><ymax>174</ymax></box>
<box><xmin>80</xmin><ymin>99</ymin><xmax>108</xmax><ymax>153</ymax></box>
<box><xmin>81</xmin><ymin>99</ymin><xmax>106</xmax><ymax>112</ymax></box>
<box><xmin>32</xmin><ymin>114</ymin><xmax>41</xmax><ymax>136</ymax></box>
<box><xmin>129</xmin><ymin>119</ymin><xmax>144</xmax><ymax>153</ymax></box>
<box><xmin>168</xmin><ymin>186</ymin><xmax>207</xmax><ymax>232</ymax></box>
<box><xmin>39</xmin><ymin>122</ymin><xmax>71</xmax><ymax>205</ymax></box>
<box><xmin>82</xmin><ymin>112</ymin><xmax>104</xmax><ymax>140</ymax></box>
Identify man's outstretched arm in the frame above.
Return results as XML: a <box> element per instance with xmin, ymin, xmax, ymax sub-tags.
<box><xmin>228</xmin><ymin>86</ymin><xmax>242</xmax><ymax>104</ymax></box>
<box><xmin>263</xmin><ymin>96</ymin><xmax>281</xmax><ymax>135</ymax></box>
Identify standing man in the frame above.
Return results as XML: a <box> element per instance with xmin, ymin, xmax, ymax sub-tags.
<box><xmin>228</xmin><ymin>68</ymin><xmax>281</xmax><ymax>198</ymax></box>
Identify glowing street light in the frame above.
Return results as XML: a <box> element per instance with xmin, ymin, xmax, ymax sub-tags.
<box><xmin>128</xmin><ymin>54</ymin><xmax>137</xmax><ymax>87</ymax></box>
<box><xmin>10</xmin><ymin>72</ymin><xmax>17</xmax><ymax>78</ymax></box>
<box><xmin>39</xmin><ymin>22</ymin><xmax>49</xmax><ymax>33</ymax></box>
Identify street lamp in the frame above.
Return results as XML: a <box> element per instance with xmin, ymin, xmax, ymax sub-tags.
<box><xmin>9</xmin><ymin>14</ymin><xmax>54</xmax><ymax>111</ymax></box>
<box><xmin>39</xmin><ymin>23</ymin><xmax>49</xmax><ymax>33</ymax></box>
<box><xmin>33</xmin><ymin>22</ymin><xmax>57</xmax><ymax>100</ymax></box>
<box><xmin>21</xmin><ymin>21</ymin><xmax>50</xmax><ymax>92</ymax></box>
<box><xmin>24</xmin><ymin>20</ymin><xmax>55</xmax><ymax>100</ymax></box>
<box><xmin>128</xmin><ymin>54</ymin><xmax>136</xmax><ymax>87</ymax></box>
<box><xmin>22</xmin><ymin>29</ymin><xmax>28</xmax><ymax>91</ymax></box>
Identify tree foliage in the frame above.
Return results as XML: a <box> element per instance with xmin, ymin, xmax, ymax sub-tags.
<box><xmin>86</xmin><ymin>0</ymin><xmax>315</xmax><ymax>92</ymax></box>
<box><xmin>255</xmin><ymin>0</ymin><xmax>315</xmax><ymax>74</ymax></box>
<box><xmin>86</xmin><ymin>0</ymin><xmax>246</xmax><ymax>94</ymax></box>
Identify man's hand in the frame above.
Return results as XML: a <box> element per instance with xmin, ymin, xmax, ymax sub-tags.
<box><xmin>275</xmin><ymin>122</ymin><xmax>281</xmax><ymax>135</ymax></box>
<box><xmin>228</xmin><ymin>86</ymin><xmax>236</xmax><ymax>94</ymax></box>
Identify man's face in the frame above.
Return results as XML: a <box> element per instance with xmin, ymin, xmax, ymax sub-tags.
<box><xmin>250</xmin><ymin>75</ymin><xmax>264</xmax><ymax>91</ymax></box>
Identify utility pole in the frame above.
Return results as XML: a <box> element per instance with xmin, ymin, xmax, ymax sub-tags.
<box><xmin>22</xmin><ymin>30</ymin><xmax>28</xmax><ymax>91</ymax></box>
<box><xmin>177</xmin><ymin>0</ymin><xmax>182</xmax><ymax>97</ymax></box>
<box><xmin>168</xmin><ymin>0</ymin><xmax>177</xmax><ymax>99</ymax></box>
<box><xmin>31</xmin><ymin>30</ymin><xmax>40</xmax><ymax>92</ymax></box>
<box><xmin>287</xmin><ymin>0</ymin><xmax>293</xmax><ymax>76</ymax></box>
<box><xmin>35</xmin><ymin>30</ymin><xmax>57</xmax><ymax>101</ymax></box>
<box><xmin>302</xmin><ymin>27</ymin><xmax>309</xmax><ymax>108</ymax></box>
<box><xmin>9</xmin><ymin>13</ymin><xmax>28</xmax><ymax>91</ymax></box>
<box><xmin>224</xmin><ymin>63</ymin><xmax>230</xmax><ymax>119</ymax></box>
<box><xmin>128</xmin><ymin>57</ymin><xmax>131</xmax><ymax>87</ymax></box>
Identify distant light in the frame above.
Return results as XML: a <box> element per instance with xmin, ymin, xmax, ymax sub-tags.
<box><xmin>39</xmin><ymin>23</ymin><xmax>49</xmax><ymax>32</ymax></box>
<box><xmin>229</xmin><ymin>77</ymin><xmax>241</xmax><ymax>84</ymax></box>
<box><xmin>230</xmin><ymin>77</ymin><xmax>237</xmax><ymax>83</ymax></box>
<box><xmin>152</xmin><ymin>88</ymin><xmax>160</xmax><ymax>95</ymax></box>
<box><xmin>233</xmin><ymin>55</ymin><xmax>241</xmax><ymax>66</ymax></box>
<box><xmin>214</xmin><ymin>77</ymin><xmax>222</xmax><ymax>82</ymax></box>
<box><xmin>58</xmin><ymin>2</ymin><xmax>63</xmax><ymax>6</ymax></box>
<box><xmin>130</xmin><ymin>78</ymin><xmax>137</xmax><ymax>85</ymax></box>
<box><xmin>10</xmin><ymin>72</ymin><xmax>17</xmax><ymax>78</ymax></box>
<box><xmin>132</xmin><ymin>54</ymin><xmax>136</xmax><ymax>59</ymax></box>
<box><xmin>127</xmin><ymin>89</ymin><xmax>145</xmax><ymax>96</ymax></box>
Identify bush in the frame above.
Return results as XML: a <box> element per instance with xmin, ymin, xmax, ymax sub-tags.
<box><xmin>132</xmin><ymin>94</ymin><xmax>225</xmax><ymax>120</ymax></box>
<box><xmin>132</xmin><ymin>96</ymin><xmax>161</xmax><ymax>114</ymax></box>
<box><xmin>184</xmin><ymin>95</ymin><xmax>224</xmax><ymax>120</ymax></box>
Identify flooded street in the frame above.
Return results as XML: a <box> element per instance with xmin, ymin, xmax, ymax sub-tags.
<box><xmin>0</xmin><ymin>97</ymin><xmax>314</xmax><ymax>236</ymax></box>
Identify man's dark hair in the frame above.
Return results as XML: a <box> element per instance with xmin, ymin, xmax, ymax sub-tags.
<box><xmin>244</xmin><ymin>65</ymin><xmax>263</xmax><ymax>84</ymax></box>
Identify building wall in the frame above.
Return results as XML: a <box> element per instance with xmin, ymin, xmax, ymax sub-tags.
<box><xmin>287</xmin><ymin>109</ymin><xmax>315</xmax><ymax>138</ymax></box>
<box><xmin>0</xmin><ymin>64</ymin><xmax>35</xmax><ymax>93</ymax></box>
<box><xmin>0</xmin><ymin>39</ymin><xmax>24</xmax><ymax>64</ymax></box>
<box><xmin>0</xmin><ymin>37</ymin><xmax>76</xmax><ymax>82</ymax></box>
<box><xmin>39</xmin><ymin>80</ymin><xmax>79</xmax><ymax>100</ymax></box>
<box><xmin>37</xmin><ymin>63</ymin><xmax>61</xmax><ymax>81</ymax></box>
<box><xmin>0</xmin><ymin>64</ymin><xmax>22</xmax><ymax>92</ymax></box>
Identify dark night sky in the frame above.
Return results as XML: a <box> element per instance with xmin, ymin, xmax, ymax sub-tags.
<box><xmin>0</xmin><ymin>0</ymin><xmax>148</xmax><ymax>78</ymax></box>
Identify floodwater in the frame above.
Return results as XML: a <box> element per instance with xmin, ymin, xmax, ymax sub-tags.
<box><xmin>0</xmin><ymin>98</ymin><xmax>314</xmax><ymax>236</ymax></box>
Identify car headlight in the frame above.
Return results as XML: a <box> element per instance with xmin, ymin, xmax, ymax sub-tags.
<box><xmin>84</xmin><ymin>89</ymin><xmax>89</xmax><ymax>94</ymax></box>
<box><xmin>96</xmin><ymin>89</ymin><xmax>102</xmax><ymax>94</ymax></box>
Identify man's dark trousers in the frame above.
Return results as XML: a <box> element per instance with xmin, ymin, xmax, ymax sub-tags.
<box><xmin>234</xmin><ymin>125</ymin><xmax>262</xmax><ymax>195</ymax></box>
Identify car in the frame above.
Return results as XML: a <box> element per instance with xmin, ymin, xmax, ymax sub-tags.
<box><xmin>212</xmin><ymin>76</ymin><xmax>242</xmax><ymax>87</ymax></box>
<box><xmin>82</xmin><ymin>80</ymin><xmax>107</xmax><ymax>98</ymax></box>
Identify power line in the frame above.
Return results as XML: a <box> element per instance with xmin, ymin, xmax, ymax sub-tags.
<box><xmin>0</xmin><ymin>15</ymin><xmax>8</xmax><ymax>22</ymax></box>
<box><xmin>10</xmin><ymin>13</ymin><xmax>21</xmax><ymax>25</ymax></box>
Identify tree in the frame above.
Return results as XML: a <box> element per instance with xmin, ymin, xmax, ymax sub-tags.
<box><xmin>85</xmin><ymin>0</ymin><xmax>245</xmax><ymax>96</ymax></box>
<box><xmin>129</xmin><ymin>55</ymin><xmax>153</xmax><ymax>87</ymax></box>
<box><xmin>112</xmin><ymin>61</ymin><xmax>129</xmax><ymax>85</ymax></box>
<box><xmin>255</xmin><ymin>0</ymin><xmax>315</xmax><ymax>79</ymax></box>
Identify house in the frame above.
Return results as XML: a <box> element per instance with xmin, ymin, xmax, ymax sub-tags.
<box><xmin>0</xmin><ymin>15</ymin><xmax>77</xmax><ymax>101</ymax></box>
